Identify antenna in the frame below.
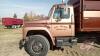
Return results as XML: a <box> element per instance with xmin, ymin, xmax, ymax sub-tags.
<box><xmin>62</xmin><ymin>0</ymin><xmax>65</xmax><ymax>3</ymax></box>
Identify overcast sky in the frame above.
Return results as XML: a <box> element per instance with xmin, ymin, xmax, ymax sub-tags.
<box><xmin>0</xmin><ymin>0</ymin><xmax>68</xmax><ymax>18</ymax></box>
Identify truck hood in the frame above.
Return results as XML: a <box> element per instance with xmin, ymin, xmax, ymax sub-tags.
<box><xmin>24</xmin><ymin>17</ymin><xmax>50</xmax><ymax>27</ymax></box>
<box><xmin>25</xmin><ymin>18</ymin><xmax>49</xmax><ymax>24</ymax></box>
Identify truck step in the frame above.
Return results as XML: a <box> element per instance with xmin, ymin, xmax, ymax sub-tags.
<box><xmin>56</xmin><ymin>37</ymin><xmax>78</xmax><ymax>47</ymax></box>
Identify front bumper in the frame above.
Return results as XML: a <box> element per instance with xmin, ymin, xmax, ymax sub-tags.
<box><xmin>19</xmin><ymin>39</ymin><xmax>26</xmax><ymax>49</ymax></box>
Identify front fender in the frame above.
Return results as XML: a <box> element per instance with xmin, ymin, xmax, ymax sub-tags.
<box><xmin>23</xmin><ymin>27</ymin><xmax>55</xmax><ymax>45</ymax></box>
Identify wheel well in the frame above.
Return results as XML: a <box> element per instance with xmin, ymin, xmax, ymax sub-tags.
<box><xmin>26</xmin><ymin>30</ymin><xmax>53</xmax><ymax>50</ymax></box>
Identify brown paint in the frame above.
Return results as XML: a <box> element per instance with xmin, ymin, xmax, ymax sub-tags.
<box><xmin>84</xmin><ymin>1</ymin><xmax>100</xmax><ymax>11</ymax></box>
<box><xmin>22</xmin><ymin>0</ymin><xmax>100</xmax><ymax>47</ymax></box>
<box><xmin>82</xmin><ymin>17</ymin><xmax>100</xmax><ymax>31</ymax></box>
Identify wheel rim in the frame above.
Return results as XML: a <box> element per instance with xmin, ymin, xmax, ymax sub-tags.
<box><xmin>32</xmin><ymin>40</ymin><xmax>43</xmax><ymax>54</ymax></box>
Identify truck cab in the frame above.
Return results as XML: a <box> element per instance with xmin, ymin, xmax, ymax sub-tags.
<box><xmin>49</xmin><ymin>4</ymin><xmax>75</xmax><ymax>37</ymax></box>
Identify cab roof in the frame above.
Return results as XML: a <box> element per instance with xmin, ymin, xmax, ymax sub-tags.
<box><xmin>53</xmin><ymin>3</ymin><xmax>73</xmax><ymax>8</ymax></box>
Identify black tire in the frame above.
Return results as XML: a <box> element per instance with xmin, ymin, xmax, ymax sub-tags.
<box><xmin>24</xmin><ymin>35</ymin><xmax>50</xmax><ymax>56</ymax></box>
<box><xmin>6</xmin><ymin>26</ymin><xmax>12</xmax><ymax>29</ymax></box>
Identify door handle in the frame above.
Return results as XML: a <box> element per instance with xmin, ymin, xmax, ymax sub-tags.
<box><xmin>69</xmin><ymin>25</ymin><xmax>71</xmax><ymax>29</ymax></box>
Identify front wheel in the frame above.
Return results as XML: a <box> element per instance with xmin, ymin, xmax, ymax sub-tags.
<box><xmin>24</xmin><ymin>35</ymin><xmax>50</xmax><ymax>56</ymax></box>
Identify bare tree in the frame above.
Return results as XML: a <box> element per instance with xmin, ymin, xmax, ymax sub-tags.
<box><xmin>23</xmin><ymin>13</ymin><xmax>28</xmax><ymax>21</ymax></box>
<box><xmin>13</xmin><ymin>13</ymin><xmax>17</xmax><ymax>18</ymax></box>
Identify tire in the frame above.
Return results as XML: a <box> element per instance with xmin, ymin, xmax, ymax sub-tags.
<box><xmin>19</xmin><ymin>25</ymin><xmax>22</xmax><ymax>28</ymax></box>
<box><xmin>24</xmin><ymin>35</ymin><xmax>50</xmax><ymax>56</ymax></box>
<box><xmin>7</xmin><ymin>26</ymin><xmax>11</xmax><ymax>29</ymax></box>
<box><xmin>14</xmin><ymin>25</ymin><xmax>17</xmax><ymax>28</ymax></box>
<box><xmin>11</xmin><ymin>25</ymin><xmax>16</xmax><ymax>29</ymax></box>
<box><xmin>17</xmin><ymin>25</ymin><xmax>21</xmax><ymax>28</ymax></box>
<box><xmin>6</xmin><ymin>26</ymin><xmax>9</xmax><ymax>29</ymax></box>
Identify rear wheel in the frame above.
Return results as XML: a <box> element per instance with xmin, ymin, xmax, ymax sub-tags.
<box><xmin>24</xmin><ymin>35</ymin><xmax>50</xmax><ymax>56</ymax></box>
<box><xmin>6</xmin><ymin>26</ymin><xmax>12</xmax><ymax>29</ymax></box>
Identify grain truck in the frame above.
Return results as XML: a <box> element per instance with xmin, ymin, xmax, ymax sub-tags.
<box><xmin>2</xmin><ymin>17</ymin><xmax>23</xmax><ymax>28</ymax></box>
<box><xmin>19</xmin><ymin>0</ymin><xmax>100</xmax><ymax>56</ymax></box>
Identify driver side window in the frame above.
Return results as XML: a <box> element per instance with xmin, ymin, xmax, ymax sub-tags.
<box><xmin>53</xmin><ymin>8</ymin><xmax>70</xmax><ymax>19</ymax></box>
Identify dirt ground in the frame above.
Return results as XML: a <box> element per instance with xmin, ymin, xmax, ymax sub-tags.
<box><xmin>0</xmin><ymin>28</ymin><xmax>100</xmax><ymax>56</ymax></box>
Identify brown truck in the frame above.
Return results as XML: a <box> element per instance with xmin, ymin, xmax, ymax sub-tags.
<box><xmin>19</xmin><ymin>0</ymin><xmax>100</xmax><ymax>56</ymax></box>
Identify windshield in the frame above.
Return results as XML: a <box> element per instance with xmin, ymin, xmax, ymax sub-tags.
<box><xmin>53</xmin><ymin>8</ymin><xmax>70</xmax><ymax>19</ymax></box>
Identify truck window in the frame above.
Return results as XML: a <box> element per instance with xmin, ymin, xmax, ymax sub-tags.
<box><xmin>48</xmin><ymin>7</ymin><xmax>53</xmax><ymax>18</ymax></box>
<box><xmin>53</xmin><ymin>8</ymin><xmax>70</xmax><ymax>19</ymax></box>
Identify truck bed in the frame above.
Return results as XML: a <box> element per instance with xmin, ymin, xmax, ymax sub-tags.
<box><xmin>68</xmin><ymin>0</ymin><xmax>100</xmax><ymax>32</ymax></box>
<box><xmin>2</xmin><ymin>17</ymin><xmax>23</xmax><ymax>26</ymax></box>
<box><xmin>82</xmin><ymin>0</ymin><xmax>100</xmax><ymax>31</ymax></box>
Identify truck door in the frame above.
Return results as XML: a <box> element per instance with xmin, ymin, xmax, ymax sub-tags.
<box><xmin>51</xmin><ymin>7</ymin><xmax>75</xmax><ymax>37</ymax></box>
